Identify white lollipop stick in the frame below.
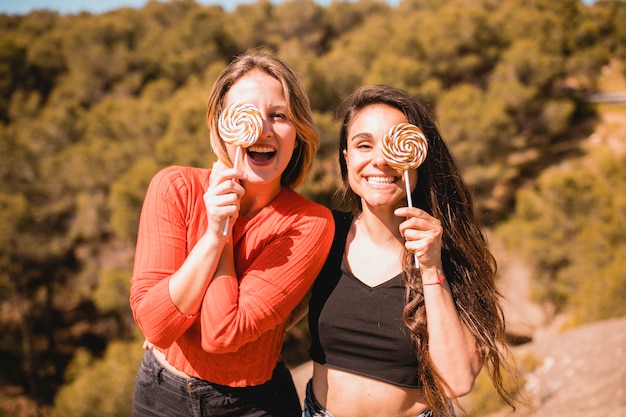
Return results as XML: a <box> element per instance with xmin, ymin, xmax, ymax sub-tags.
<box><xmin>222</xmin><ymin>146</ymin><xmax>242</xmax><ymax>235</ymax></box>
<box><xmin>381</xmin><ymin>123</ymin><xmax>428</xmax><ymax>269</ymax></box>
<box><xmin>402</xmin><ymin>170</ymin><xmax>419</xmax><ymax>268</ymax></box>
<box><xmin>217</xmin><ymin>102</ymin><xmax>262</xmax><ymax>236</ymax></box>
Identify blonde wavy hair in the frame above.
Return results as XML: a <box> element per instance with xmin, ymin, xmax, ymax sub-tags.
<box><xmin>206</xmin><ymin>51</ymin><xmax>319</xmax><ymax>189</ymax></box>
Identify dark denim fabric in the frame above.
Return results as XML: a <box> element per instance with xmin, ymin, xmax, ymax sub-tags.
<box><xmin>133</xmin><ymin>350</ymin><xmax>301</xmax><ymax>417</ymax></box>
<box><xmin>302</xmin><ymin>379</ymin><xmax>333</xmax><ymax>417</ymax></box>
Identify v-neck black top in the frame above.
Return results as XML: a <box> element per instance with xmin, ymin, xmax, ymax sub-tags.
<box><xmin>308</xmin><ymin>211</ymin><xmax>419</xmax><ymax>388</ymax></box>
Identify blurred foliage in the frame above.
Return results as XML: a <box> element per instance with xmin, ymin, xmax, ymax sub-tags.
<box><xmin>0</xmin><ymin>0</ymin><xmax>625</xmax><ymax>414</ymax></box>
<box><xmin>462</xmin><ymin>351</ymin><xmax>540</xmax><ymax>416</ymax></box>
<box><xmin>52</xmin><ymin>340</ymin><xmax>145</xmax><ymax>417</ymax></box>
<box><xmin>496</xmin><ymin>146</ymin><xmax>626</xmax><ymax>324</ymax></box>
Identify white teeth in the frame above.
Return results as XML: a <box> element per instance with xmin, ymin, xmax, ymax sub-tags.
<box><xmin>366</xmin><ymin>176</ymin><xmax>395</xmax><ymax>185</ymax></box>
<box><xmin>248</xmin><ymin>146</ymin><xmax>274</xmax><ymax>153</ymax></box>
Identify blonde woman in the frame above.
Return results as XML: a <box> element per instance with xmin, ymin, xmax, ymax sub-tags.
<box><xmin>130</xmin><ymin>52</ymin><xmax>334</xmax><ymax>417</ymax></box>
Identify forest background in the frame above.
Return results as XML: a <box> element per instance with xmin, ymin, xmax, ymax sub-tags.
<box><xmin>1</xmin><ymin>0</ymin><xmax>625</xmax><ymax>416</ymax></box>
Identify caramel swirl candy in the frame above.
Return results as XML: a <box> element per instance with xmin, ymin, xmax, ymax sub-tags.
<box><xmin>382</xmin><ymin>123</ymin><xmax>428</xmax><ymax>170</ymax></box>
<box><xmin>218</xmin><ymin>102</ymin><xmax>263</xmax><ymax>147</ymax></box>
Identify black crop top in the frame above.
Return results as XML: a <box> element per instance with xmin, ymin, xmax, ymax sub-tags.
<box><xmin>308</xmin><ymin>211</ymin><xmax>420</xmax><ymax>388</ymax></box>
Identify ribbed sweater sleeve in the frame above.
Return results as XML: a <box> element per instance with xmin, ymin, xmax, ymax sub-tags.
<box><xmin>201</xmin><ymin>192</ymin><xmax>334</xmax><ymax>352</ymax></box>
<box><xmin>130</xmin><ymin>166</ymin><xmax>206</xmax><ymax>347</ymax></box>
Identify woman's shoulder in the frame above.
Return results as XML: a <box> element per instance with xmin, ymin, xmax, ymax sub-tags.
<box><xmin>149</xmin><ymin>165</ymin><xmax>211</xmax><ymax>192</ymax></box>
<box><xmin>277</xmin><ymin>188</ymin><xmax>332</xmax><ymax>218</ymax></box>
<box><xmin>266</xmin><ymin>189</ymin><xmax>335</xmax><ymax>239</ymax></box>
<box><xmin>153</xmin><ymin>165</ymin><xmax>210</xmax><ymax>180</ymax></box>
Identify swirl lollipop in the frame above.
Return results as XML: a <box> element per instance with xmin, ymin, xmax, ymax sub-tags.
<box><xmin>217</xmin><ymin>102</ymin><xmax>263</xmax><ymax>234</ymax></box>
<box><xmin>382</xmin><ymin>122</ymin><xmax>428</xmax><ymax>267</ymax></box>
<box><xmin>218</xmin><ymin>102</ymin><xmax>263</xmax><ymax>150</ymax></box>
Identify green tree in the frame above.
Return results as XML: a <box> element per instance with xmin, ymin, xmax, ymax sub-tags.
<box><xmin>52</xmin><ymin>340</ymin><xmax>145</xmax><ymax>417</ymax></box>
<box><xmin>496</xmin><ymin>148</ymin><xmax>626</xmax><ymax>323</ymax></box>
<box><xmin>319</xmin><ymin>12</ymin><xmax>393</xmax><ymax>100</ymax></box>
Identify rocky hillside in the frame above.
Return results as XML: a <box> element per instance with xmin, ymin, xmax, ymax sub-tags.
<box><xmin>485</xmin><ymin>186</ymin><xmax>626</xmax><ymax>417</ymax></box>
<box><xmin>491</xmin><ymin>316</ymin><xmax>626</xmax><ymax>417</ymax></box>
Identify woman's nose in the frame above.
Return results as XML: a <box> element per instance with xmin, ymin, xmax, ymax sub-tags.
<box><xmin>372</xmin><ymin>145</ymin><xmax>387</xmax><ymax>167</ymax></box>
<box><xmin>260</xmin><ymin>118</ymin><xmax>273</xmax><ymax>138</ymax></box>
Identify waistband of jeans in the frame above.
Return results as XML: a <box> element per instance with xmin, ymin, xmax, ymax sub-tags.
<box><xmin>145</xmin><ymin>349</ymin><xmax>288</xmax><ymax>394</ymax></box>
<box><xmin>304</xmin><ymin>379</ymin><xmax>332</xmax><ymax>417</ymax></box>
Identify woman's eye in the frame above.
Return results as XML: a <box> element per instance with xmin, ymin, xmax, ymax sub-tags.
<box><xmin>271</xmin><ymin>112</ymin><xmax>287</xmax><ymax>120</ymax></box>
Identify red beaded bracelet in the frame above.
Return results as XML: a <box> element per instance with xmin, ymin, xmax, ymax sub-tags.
<box><xmin>423</xmin><ymin>272</ymin><xmax>446</xmax><ymax>286</ymax></box>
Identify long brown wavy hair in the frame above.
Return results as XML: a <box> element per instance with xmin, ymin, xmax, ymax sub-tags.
<box><xmin>338</xmin><ymin>85</ymin><xmax>516</xmax><ymax>417</ymax></box>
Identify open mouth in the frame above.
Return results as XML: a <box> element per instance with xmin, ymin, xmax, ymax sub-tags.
<box><xmin>247</xmin><ymin>145</ymin><xmax>276</xmax><ymax>162</ymax></box>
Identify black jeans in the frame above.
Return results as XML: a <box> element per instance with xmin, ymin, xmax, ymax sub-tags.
<box><xmin>133</xmin><ymin>350</ymin><xmax>301</xmax><ymax>417</ymax></box>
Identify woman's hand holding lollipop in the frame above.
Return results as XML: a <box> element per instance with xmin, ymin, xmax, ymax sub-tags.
<box><xmin>217</xmin><ymin>102</ymin><xmax>263</xmax><ymax>235</ymax></box>
<box><xmin>382</xmin><ymin>123</ymin><xmax>428</xmax><ymax>268</ymax></box>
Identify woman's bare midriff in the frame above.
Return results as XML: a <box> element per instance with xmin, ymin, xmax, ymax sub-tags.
<box><xmin>151</xmin><ymin>348</ymin><xmax>191</xmax><ymax>379</ymax></box>
<box><xmin>311</xmin><ymin>363</ymin><xmax>430</xmax><ymax>417</ymax></box>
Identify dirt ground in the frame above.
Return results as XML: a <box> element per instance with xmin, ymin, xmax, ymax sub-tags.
<box><xmin>504</xmin><ymin>317</ymin><xmax>626</xmax><ymax>417</ymax></box>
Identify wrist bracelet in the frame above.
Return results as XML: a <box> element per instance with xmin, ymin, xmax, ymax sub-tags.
<box><xmin>423</xmin><ymin>272</ymin><xmax>445</xmax><ymax>286</ymax></box>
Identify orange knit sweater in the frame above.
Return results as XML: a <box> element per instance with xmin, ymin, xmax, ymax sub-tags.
<box><xmin>130</xmin><ymin>166</ymin><xmax>334</xmax><ymax>386</ymax></box>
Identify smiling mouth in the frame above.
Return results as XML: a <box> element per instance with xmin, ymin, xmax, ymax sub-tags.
<box><xmin>247</xmin><ymin>145</ymin><xmax>276</xmax><ymax>161</ymax></box>
<box><xmin>366</xmin><ymin>176</ymin><xmax>398</xmax><ymax>185</ymax></box>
